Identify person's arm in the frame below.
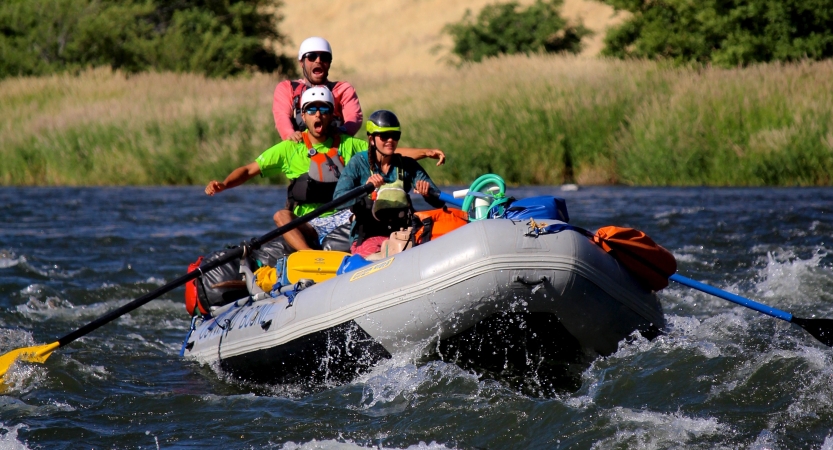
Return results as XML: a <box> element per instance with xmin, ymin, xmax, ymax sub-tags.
<box><xmin>409</xmin><ymin>160</ymin><xmax>446</xmax><ymax>208</ymax></box>
<box><xmin>335</xmin><ymin>83</ymin><xmax>363</xmax><ymax>136</ymax></box>
<box><xmin>395</xmin><ymin>148</ymin><xmax>446</xmax><ymax>166</ymax></box>
<box><xmin>332</xmin><ymin>156</ymin><xmax>369</xmax><ymax>210</ymax></box>
<box><xmin>272</xmin><ymin>81</ymin><xmax>302</xmax><ymax>141</ymax></box>
<box><xmin>205</xmin><ymin>162</ymin><xmax>261</xmax><ymax>196</ymax></box>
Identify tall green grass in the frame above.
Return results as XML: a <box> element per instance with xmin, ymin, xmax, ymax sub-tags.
<box><xmin>0</xmin><ymin>69</ymin><xmax>282</xmax><ymax>185</ymax></box>
<box><xmin>2</xmin><ymin>57</ymin><xmax>833</xmax><ymax>186</ymax></box>
<box><xmin>612</xmin><ymin>63</ymin><xmax>833</xmax><ymax>185</ymax></box>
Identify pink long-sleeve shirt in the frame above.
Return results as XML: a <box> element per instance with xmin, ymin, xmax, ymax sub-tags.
<box><xmin>272</xmin><ymin>79</ymin><xmax>363</xmax><ymax>140</ymax></box>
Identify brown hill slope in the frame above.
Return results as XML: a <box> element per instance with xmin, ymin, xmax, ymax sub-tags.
<box><xmin>278</xmin><ymin>0</ymin><xmax>625</xmax><ymax>77</ymax></box>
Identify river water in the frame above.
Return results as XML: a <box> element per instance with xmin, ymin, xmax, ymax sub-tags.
<box><xmin>1</xmin><ymin>186</ymin><xmax>832</xmax><ymax>449</ymax></box>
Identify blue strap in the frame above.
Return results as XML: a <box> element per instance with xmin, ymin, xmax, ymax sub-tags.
<box><xmin>284</xmin><ymin>290</ymin><xmax>297</xmax><ymax>307</ymax></box>
<box><xmin>179</xmin><ymin>316</ymin><xmax>200</xmax><ymax>357</ymax></box>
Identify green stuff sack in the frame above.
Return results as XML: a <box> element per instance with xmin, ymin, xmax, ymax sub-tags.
<box><xmin>372</xmin><ymin>178</ymin><xmax>409</xmax><ymax>220</ymax></box>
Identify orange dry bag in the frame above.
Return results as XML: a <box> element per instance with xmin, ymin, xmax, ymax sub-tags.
<box><xmin>592</xmin><ymin>226</ymin><xmax>677</xmax><ymax>291</ymax></box>
<box><xmin>185</xmin><ymin>256</ymin><xmax>208</xmax><ymax>316</ymax></box>
<box><xmin>414</xmin><ymin>207</ymin><xmax>469</xmax><ymax>243</ymax></box>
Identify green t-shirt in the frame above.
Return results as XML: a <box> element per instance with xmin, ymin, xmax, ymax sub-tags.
<box><xmin>255</xmin><ymin>134</ymin><xmax>368</xmax><ymax>216</ymax></box>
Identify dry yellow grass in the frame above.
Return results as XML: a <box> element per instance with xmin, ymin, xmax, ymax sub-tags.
<box><xmin>277</xmin><ymin>0</ymin><xmax>625</xmax><ymax>77</ymax></box>
<box><xmin>0</xmin><ymin>53</ymin><xmax>635</xmax><ymax>150</ymax></box>
<box><xmin>0</xmin><ymin>69</ymin><xmax>279</xmax><ymax>147</ymax></box>
<box><xmin>3</xmin><ymin>55</ymin><xmax>832</xmax><ymax>186</ymax></box>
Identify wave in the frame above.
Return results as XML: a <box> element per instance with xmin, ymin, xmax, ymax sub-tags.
<box><xmin>0</xmin><ymin>423</ymin><xmax>30</xmax><ymax>450</ymax></box>
<box><xmin>280</xmin><ymin>440</ymin><xmax>457</xmax><ymax>450</ymax></box>
<box><xmin>589</xmin><ymin>407</ymin><xmax>727</xmax><ymax>449</ymax></box>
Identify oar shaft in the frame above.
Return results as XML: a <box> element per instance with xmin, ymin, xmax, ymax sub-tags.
<box><xmin>57</xmin><ymin>268</ymin><xmax>210</xmax><ymax>346</ymax></box>
<box><xmin>57</xmin><ymin>183</ymin><xmax>375</xmax><ymax>348</ymax></box>
<box><xmin>254</xmin><ymin>183</ymin><xmax>373</xmax><ymax>248</ymax></box>
<box><xmin>669</xmin><ymin>273</ymin><xmax>793</xmax><ymax>322</ymax></box>
<box><xmin>436</xmin><ymin>191</ymin><xmax>464</xmax><ymax>208</ymax></box>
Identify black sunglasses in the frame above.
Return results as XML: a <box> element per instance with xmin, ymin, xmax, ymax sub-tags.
<box><xmin>375</xmin><ymin>131</ymin><xmax>401</xmax><ymax>141</ymax></box>
<box><xmin>303</xmin><ymin>105</ymin><xmax>332</xmax><ymax>115</ymax></box>
<box><xmin>304</xmin><ymin>52</ymin><xmax>332</xmax><ymax>63</ymax></box>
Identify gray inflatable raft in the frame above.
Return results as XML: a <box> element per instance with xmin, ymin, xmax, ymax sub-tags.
<box><xmin>182</xmin><ymin>218</ymin><xmax>664</xmax><ymax>389</ymax></box>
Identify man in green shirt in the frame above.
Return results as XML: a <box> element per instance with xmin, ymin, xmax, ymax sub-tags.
<box><xmin>205</xmin><ymin>86</ymin><xmax>444</xmax><ymax>252</ymax></box>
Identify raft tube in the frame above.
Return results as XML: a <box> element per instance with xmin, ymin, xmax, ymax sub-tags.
<box><xmin>182</xmin><ymin>219</ymin><xmax>664</xmax><ymax>388</ymax></box>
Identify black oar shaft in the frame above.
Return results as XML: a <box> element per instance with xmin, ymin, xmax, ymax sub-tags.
<box><xmin>56</xmin><ymin>183</ymin><xmax>374</xmax><ymax>348</ymax></box>
<box><xmin>58</xmin><ymin>261</ymin><xmax>225</xmax><ymax>346</ymax></box>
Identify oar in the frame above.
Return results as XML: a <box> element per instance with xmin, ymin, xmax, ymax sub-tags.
<box><xmin>670</xmin><ymin>273</ymin><xmax>833</xmax><ymax>347</ymax></box>
<box><xmin>435</xmin><ymin>191</ymin><xmax>464</xmax><ymax>208</ymax></box>
<box><xmin>0</xmin><ymin>183</ymin><xmax>375</xmax><ymax>382</ymax></box>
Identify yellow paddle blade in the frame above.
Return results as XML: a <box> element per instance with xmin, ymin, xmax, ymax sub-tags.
<box><xmin>0</xmin><ymin>341</ymin><xmax>60</xmax><ymax>378</ymax></box>
<box><xmin>286</xmin><ymin>250</ymin><xmax>350</xmax><ymax>284</ymax></box>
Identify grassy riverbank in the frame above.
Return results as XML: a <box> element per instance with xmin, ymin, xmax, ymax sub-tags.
<box><xmin>2</xmin><ymin>56</ymin><xmax>833</xmax><ymax>186</ymax></box>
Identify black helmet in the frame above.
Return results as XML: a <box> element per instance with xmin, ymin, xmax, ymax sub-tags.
<box><xmin>366</xmin><ymin>110</ymin><xmax>401</xmax><ymax>135</ymax></box>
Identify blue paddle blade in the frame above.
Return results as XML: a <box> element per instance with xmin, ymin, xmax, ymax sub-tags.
<box><xmin>789</xmin><ymin>317</ymin><xmax>833</xmax><ymax>347</ymax></box>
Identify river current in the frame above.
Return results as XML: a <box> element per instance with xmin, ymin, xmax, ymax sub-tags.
<box><xmin>1</xmin><ymin>186</ymin><xmax>832</xmax><ymax>449</ymax></box>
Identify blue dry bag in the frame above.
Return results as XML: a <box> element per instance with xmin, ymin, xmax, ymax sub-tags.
<box><xmin>503</xmin><ymin>196</ymin><xmax>569</xmax><ymax>223</ymax></box>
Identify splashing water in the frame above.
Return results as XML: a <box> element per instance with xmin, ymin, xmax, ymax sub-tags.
<box><xmin>2</xmin><ymin>186</ymin><xmax>833</xmax><ymax>448</ymax></box>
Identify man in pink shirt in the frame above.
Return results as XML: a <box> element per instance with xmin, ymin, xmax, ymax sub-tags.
<box><xmin>273</xmin><ymin>37</ymin><xmax>363</xmax><ymax>142</ymax></box>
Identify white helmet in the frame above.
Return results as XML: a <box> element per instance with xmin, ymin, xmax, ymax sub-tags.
<box><xmin>298</xmin><ymin>37</ymin><xmax>332</xmax><ymax>61</ymax></box>
<box><xmin>300</xmin><ymin>86</ymin><xmax>335</xmax><ymax>109</ymax></box>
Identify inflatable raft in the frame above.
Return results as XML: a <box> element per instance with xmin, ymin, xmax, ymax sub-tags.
<box><xmin>181</xmin><ymin>216</ymin><xmax>665</xmax><ymax>390</ymax></box>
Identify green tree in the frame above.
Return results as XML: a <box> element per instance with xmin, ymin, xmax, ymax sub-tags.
<box><xmin>445</xmin><ymin>0</ymin><xmax>590</xmax><ymax>62</ymax></box>
<box><xmin>602</xmin><ymin>0</ymin><xmax>833</xmax><ymax>66</ymax></box>
<box><xmin>0</xmin><ymin>0</ymin><xmax>295</xmax><ymax>79</ymax></box>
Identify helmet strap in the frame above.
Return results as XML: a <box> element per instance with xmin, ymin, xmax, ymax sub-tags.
<box><xmin>301</xmin><ymin>61</ymin><xmax>312</xmax><ymax>84</ymax></box>
<box><xmin>368</xmin><ymin>138</ymin><xmax>379</xmax><ymax>171</ymax></box>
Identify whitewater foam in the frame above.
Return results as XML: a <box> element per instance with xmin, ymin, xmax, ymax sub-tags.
<box><xmin>0</xmin><ymin>423</ymin><xmax>30</xmax><ymax>450</ymax></box>
<box><xmin>281</xmin><ymin>440</ymin><xmax>456</xmax><ymax>450</ymax></box>
<box><xmin>589</xmin><ymin>407</ymin><xmax>728</xmax><ymax>449</ymax></box>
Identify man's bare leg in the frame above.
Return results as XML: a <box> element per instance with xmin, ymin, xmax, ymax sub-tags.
<box><xmin>273</xmin><ymin>209</ymin><xmax>318</xmax><ymax>251</ymax></box>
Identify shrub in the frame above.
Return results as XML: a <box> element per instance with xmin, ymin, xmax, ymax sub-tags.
<box><xmin>602</xmin><ymin>0</ymin><xmax>833</xmax><ymax>66</ymax></box>
<box><xmin>444</xmin><ymin>0</ymin><xmax>590</xmax><ymax>62</ymax></box>
<box><xmin>0</xmin><ymin>0</ymin><xmax>295</xmax><ymax>79</ymax></box>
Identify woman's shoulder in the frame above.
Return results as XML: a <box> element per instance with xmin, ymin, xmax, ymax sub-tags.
<box><xmin>396</xmin><ymin>154</ymin><xmax>424</xmax><ymax>171</ymax></box>
<box><xmin>345</xmin><ymin>150</ymin><xmax>370</xmax><ymax>168</ymax></box>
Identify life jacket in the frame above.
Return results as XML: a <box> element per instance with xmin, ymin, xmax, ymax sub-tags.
<box><xmin>352</xmin><ymin>159</ymin><xmax>412</xmax><ymax>244</ymax></box>
<box><xmin>291</xmin><ymin>80</ymin><xmax>344</xmax><ymax>132</ymax></box>
<box><xmin>286</xmin><ymin>133</ymin><xmax>346</xmax><ymax>209</ymax></box>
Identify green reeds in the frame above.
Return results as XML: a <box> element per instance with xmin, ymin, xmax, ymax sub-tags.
<box><xmin>2</xmin><ymin>58</ymin><xmax>832</xmax><ymax>186</ymax></box>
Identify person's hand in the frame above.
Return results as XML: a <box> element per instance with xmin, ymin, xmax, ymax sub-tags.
<box><xmin>425</xmin><ymin>149</ymin><xmax>445</xmax><ymax>166</ymax></box>
<box><xmin>205</xmin><ymin>180</ymin><xmax>226</xmax><ymax>196</ymax></box>
<box><xmin>365</xmin><ymin>174</ymin><xmax>385</xmax><ymax>188</ymax></box>
<box><xmin>287</xmin><ymin>131</ymin><xmax>304</xmax><ymax>143</ymax></box>
<box><xmin>414</xmin><ymin>180</ymin><xmax>431</xmax><ymax>196</ymax></box>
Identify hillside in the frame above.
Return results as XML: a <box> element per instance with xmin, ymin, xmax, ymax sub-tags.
<box><xmin>278</xmin><ymin>0</ymin><xmax>625</xmax><ymax>77</ymax></box>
